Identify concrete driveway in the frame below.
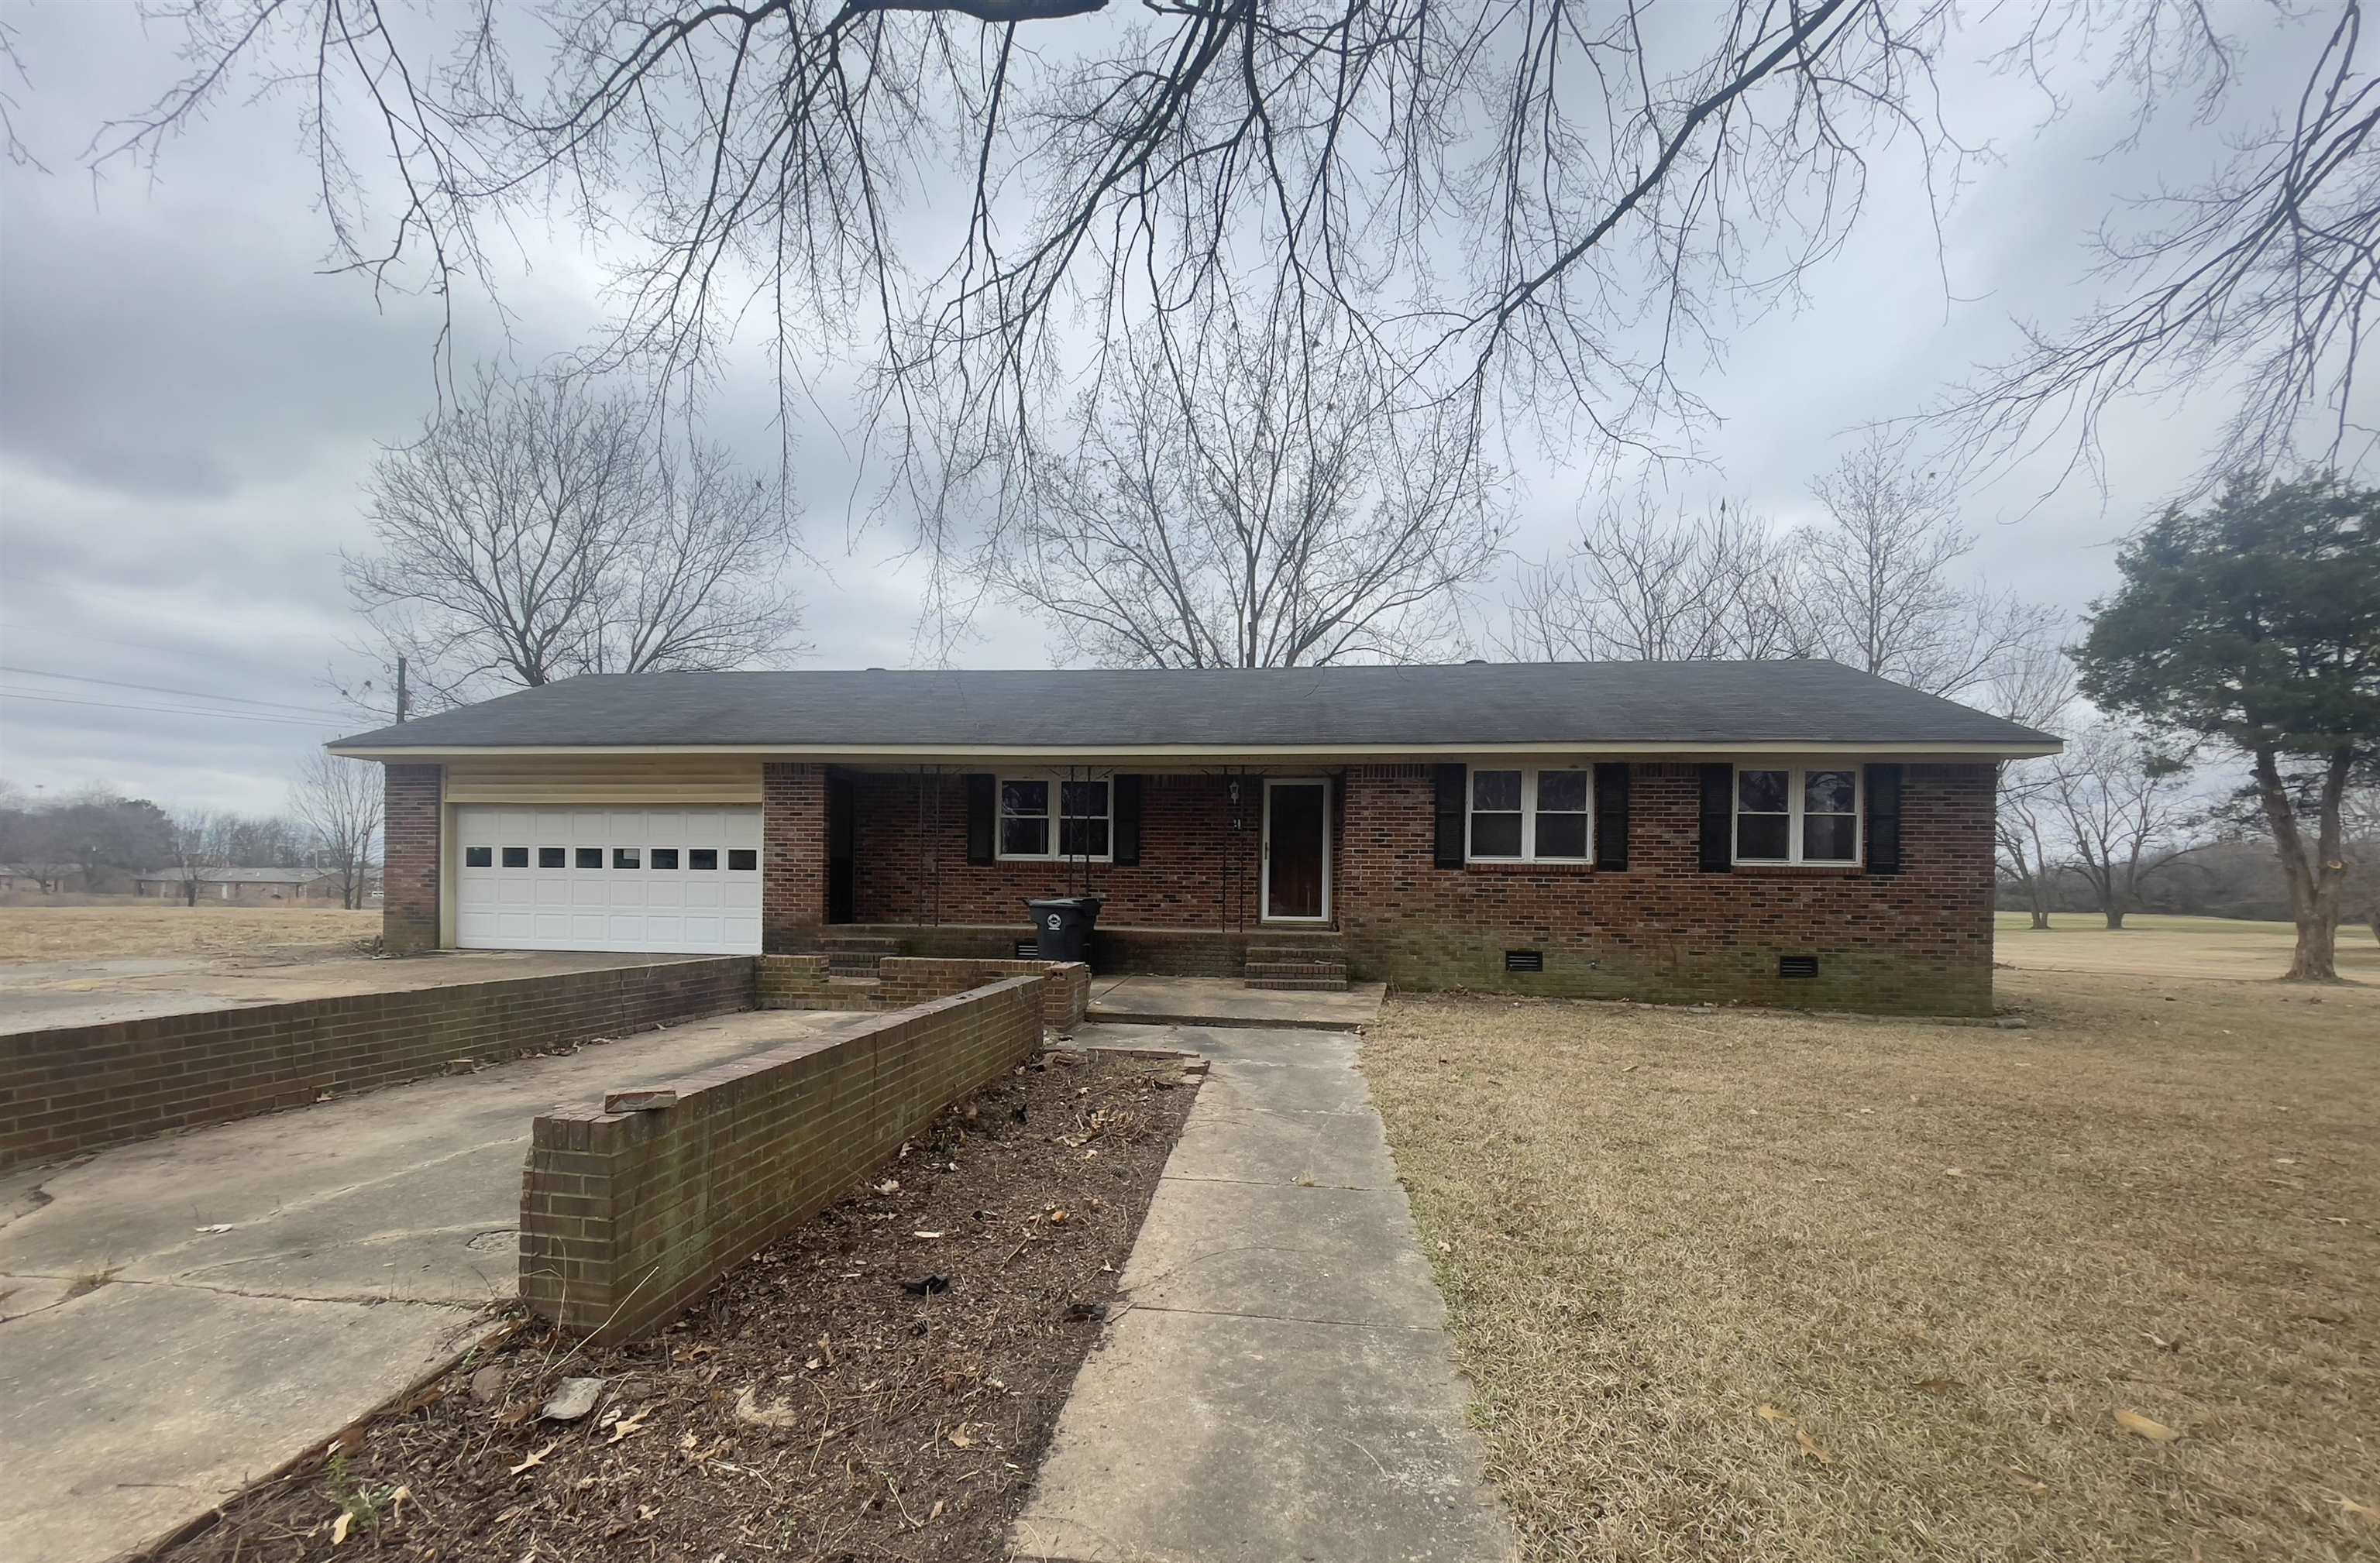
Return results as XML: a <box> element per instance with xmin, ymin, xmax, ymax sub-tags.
<box><xmin>0</xmin><ymin>1005</ymin><xmax>858</xmax><ymax>1563</ymax></box>
<box><xmin>0</xmin><ymin>947</ymin><xmax>701</xmax><ymax>1033</ymax></box>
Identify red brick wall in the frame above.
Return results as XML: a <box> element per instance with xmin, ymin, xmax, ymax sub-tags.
<box><xmin>874</xmin><ymin>957</ymin><xmax>1091</xmax><ymax>1030</ymax></box>
<box><xmin>0</xmin><ymin>958</ymin><xmax>758</xmax><ymax>1170</ymax></box>
<box><xmin>383</xmin><ymin>763</ymin><xmax>442</xmax><ymax>953</ymax></box>
<box><xmin>519</xmin><ymin>975</ymin><xmax>1043</xmax><ymax>1340</ymax></box>
<box><xmin>847</xmin><ymin>771</ymin><xmax>1264</xmax><ymax>929</ymax></box>
<box><xmin>762</xmin><ymin>762</ymin><xmax>829</xmax><ymax>951</ymax></box>
<box><xmin>1337</xmin><ymin>762</ymin><xmax>1997</xmax><ymax>1015</ymax></box>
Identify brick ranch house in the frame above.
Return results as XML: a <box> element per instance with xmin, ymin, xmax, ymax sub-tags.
<box><xmin>328</xmin><ymin>661</ymin><xmax>2059</xmax><ymax>1015</ymax></box>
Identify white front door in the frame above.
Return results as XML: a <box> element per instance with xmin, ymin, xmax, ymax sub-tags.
<box><xmin>452</xmin><ymin>806</ymin><xmax>764</xmax><ymax>953</ymax></box>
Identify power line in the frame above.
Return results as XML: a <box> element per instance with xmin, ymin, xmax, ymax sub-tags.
<box><xmin>0</xmin><ymin>665</ymin><xmax>355</xmax><ymax>720</ymax></box>
<box><xmin>0</xmin><ymin>689</ymin><xmax>345</xmax><ymax>728</ymax></box>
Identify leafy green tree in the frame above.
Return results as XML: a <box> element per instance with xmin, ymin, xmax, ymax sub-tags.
<box><xmin>2076</xmin><ymin>474</ymin><xmax>2378</xmax><ymax>979</ymax></box>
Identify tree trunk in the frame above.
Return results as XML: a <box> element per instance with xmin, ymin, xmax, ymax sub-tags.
<box><xmin>2104</xmin><ymin>908</ymin><xmax>2125</xmax><ymax>930</ymax></box>
<box><xmin>2030</xmin><ymin>909</ymin><xmax>2051</xmax><ymax>930</ymax></box>
<box><xmin>2254</xmin><ymin>745</ymin><xmax>2348</xmax><ymax>981</ymax></box>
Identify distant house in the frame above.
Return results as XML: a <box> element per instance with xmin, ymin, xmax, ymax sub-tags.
<box><xmin>132</xmin><ymin>867</ymin><xmax>347</xmax><ymax>904</ymax></box>
<box><xmin>0</xmin><ymin>864</ymin><xmax>86</xmax><ymax>894</ymax></box>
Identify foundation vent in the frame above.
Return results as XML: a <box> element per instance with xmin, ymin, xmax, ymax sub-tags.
<box><xmin>1778</xmin><ymin>955</ymin><xmax>1819</xmax><ymax>979</ymax></box>
<box><xmin>1015</xmin><ymin>940</ymin><xmax>1040</xmax><ymax>960</ymax></box>
<box><xmin>1504</xmin><ymin>949</ymin><xmax>1545</xmax><ymax>974</ymax></box>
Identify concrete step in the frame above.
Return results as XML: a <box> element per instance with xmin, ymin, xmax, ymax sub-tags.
<box><xmin>1244</xmin><ymin>975</ymin><xmax>1350</xmax><ymax>991</ymax></box>
<box><xmin>1245</xmin><ymin>943</ymin><xmax>1346</xmax><ymax>961</ymax></box>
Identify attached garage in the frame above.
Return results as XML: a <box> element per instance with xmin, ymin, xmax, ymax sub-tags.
<box><xmin>452</xmin><ymin>806</ymin><xmax>764</xmax><ymax>954</ymax></box>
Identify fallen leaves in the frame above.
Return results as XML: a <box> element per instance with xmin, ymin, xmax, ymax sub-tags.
<box><xmin>1756</xmin><ymin>1404</ymin><xmax>1834</xmax><ymax>1468</ymax></box>
<box><xmin>608</xmin><ymin>1409</ymin><xmax>649</xmax><ymax>1444</ymax></box>
<box><xmin>2116</xmin><ymin>1410</ymin><xmax>2182</xmax><ymax>1442</ymax></box>
<box><xmin>507</xmin><ymin>1440</ymin><xmax>559</xmax><ymax>1476</ymax></box>
<box><xmin>733</xmin><ymin>1385</ymin><xmax>803</xmax><ymax>1431</ymax></box>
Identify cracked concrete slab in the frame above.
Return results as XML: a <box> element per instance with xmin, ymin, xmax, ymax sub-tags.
<box><xmin>1013</xmin><ymin>1025</ymin><xmax>1515</xmax><ymax>1563</ymax></box>
<box><xmin>0</xmin><ymin>1004</ymin><xmax>855</xmax><ymax>1563</ymax></box>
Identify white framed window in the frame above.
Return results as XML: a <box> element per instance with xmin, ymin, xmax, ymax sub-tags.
<box><xmin>998</xmin><ymin>775</ymin><xmax>1113</xmax><ymax>861</ymax></box>
<box><xmin>1467</xmin><ymin>768</ymin><xmax>1593</xmax><ymax>862</ymax></box>
<box><xmin>1734</xmin><ymin>765</ymin><xmax>1861</xmax><ymax>864</ymax></box>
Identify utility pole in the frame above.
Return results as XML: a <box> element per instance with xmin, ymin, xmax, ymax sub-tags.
<box><xmin>395</xmin><ymin>656</ymin><xmax>409</xmax><ymax>723</ymax></box>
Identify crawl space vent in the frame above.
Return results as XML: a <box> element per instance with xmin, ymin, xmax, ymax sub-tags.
<box><xmin>1015</xmin><ymin>940</ymin><xmax>1040</xmax><ymax>960</ymax></box>
<box><xmin>1778</xmin><ymin>955</ymin><xmax>1820</xmax><ymax>979</ymax></box>
<box><xmin>1505</xmin><ymin>950</ymin><xmax>1546</xmax><ymax>974</ymax></box>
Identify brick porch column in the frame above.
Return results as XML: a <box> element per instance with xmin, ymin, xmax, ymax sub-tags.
<box><xmin>383</xmin><ymin>763</ymin><xmax>443</xmax><ymax>953</ymax></box>
<box><xmin>762</xmin><ymin>762</ymin><xmax>829</xmax><ymax>952</ymax></box>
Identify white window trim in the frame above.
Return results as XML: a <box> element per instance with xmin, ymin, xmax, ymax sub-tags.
<box><xmin>1465</xmin><ymin>766</ymin><xmax>1594</xmax><ymax>864</ymax></box>
<box><xmin>996</xmin><ymin>773</ymin><xmax>1114</xmax><ymax>863</ymax></box>
<box><xmin>1732</xmin><ymin>763</ymin><xmax>1862</xmax><ymax>866</ymax></box>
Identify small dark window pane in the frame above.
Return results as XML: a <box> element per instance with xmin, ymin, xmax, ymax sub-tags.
<box><xmin>1804</xmin><ymin>814</ymin><xmax>1857</xmax><ymax>862</ymax></box>
<box><xmin>614</xmin><ymin>848</ymin><xmax>640</xmax><ymax>869</ymax></box>
<box><xmin>689</xmin><ymin>849</ymin><xmax>718</xmax><ymax>871</ymax></box>
<box><xmin>576</xmin><ymin>847</ymin><xmax>602</xmax><ymax>869</ymax></box>
<box><xmin>1805</xmin><ymin>770</ymin><xmax>1857</xmax><ymax>815</ymax></box>
<box><xmin>1738</xmin><ymin>814</ymin><xmax>1790</xmax><ymax>861</ymax></box>
<box><xmin>1001</xmin><ymin>779</ymin><xmax>1048</xmax><ymax>816</ymax></box>
<box><xmin>1536</xmin><ymin>770</ymin><xmax>1589</xmax><ymax>812</ymax></box>
<box><xmin>1472</xmin><ymin>769</ymin><xmax>1522</xmax><ymax>811</ymax></box>
<box><xmin>1471</xmin><ymin>813</ymin><xmax>1523</xmax><ymax>857</ymax></box>
<box><xmin>1061</xmin><ymin>779</ymin><xmax>1109</xmax><ymax>819</ymax></box>
<box><xmin>728</xmin><ymin>849</ymin><xmax>757</xmax><ymax>871</ymax></box>
<box><xmin>538</xmin><ymin>847</ymin><xmax>565</xmax><ymax>868</ymax></box>
<box><xmin>1738</xmin><ymin>769</ymin><xmax>1789</xmax><ymax>812</ymax></box>
<box><xmin>651</xmin><ymin>848</ymin><xmax>679</xmax><ymax>870</ymax></box>
<box><xmin>1536</xmin><ymin>814</ymin><xmax>1590</xmax><ymax>859</ymax></box>
<box><xmin>1001</xmin><ymin>816</ymin><xmax>1050</xmax><ymax>857</ymax></box>
<box><xmin>1060</xmin><ymin>818</ymin><xmax>1109</xmax><ymax>857</ymax></box>
<box><xmin>464</xmin><ymin>846</ymin><xmax>493</xmax><ymax>868</ymax></box>
<box><xmin>500</xmin><ymin>847</ymin><xmax>529</xmax><ymax>868</ymax></box>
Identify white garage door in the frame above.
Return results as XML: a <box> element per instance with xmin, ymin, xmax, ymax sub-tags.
<box><xmin>453</xmin><ymin>806</ymin><xmax>763</xmax><ymax>954</ymax></box>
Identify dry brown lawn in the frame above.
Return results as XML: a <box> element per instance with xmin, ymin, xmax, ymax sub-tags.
<box><xmin>1365</xmin><ymin>963</ymin><xmax>2378</xmax><ymax>1562</ymax></box>
<box><xmin>1995</xmin><ymin>912</ymin><xmax>2380</xmax><ymax>984</ymax></box>
<box><xmin>0</xmin><ymin>905</ymin><xmax>380</xmax><ymax>963</ymax></box>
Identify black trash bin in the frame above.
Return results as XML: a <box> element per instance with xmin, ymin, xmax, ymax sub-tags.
<box><xmin>1026</xmin><ymin>896</ymin><xmax>1104</xmax><ymax>967</ymax></box>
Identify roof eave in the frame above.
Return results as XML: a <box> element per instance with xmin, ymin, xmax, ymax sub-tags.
<box><xmin>327</xmin><ymin>737</ymin><xmax>2062</xmax><ymax>762</ymax></box>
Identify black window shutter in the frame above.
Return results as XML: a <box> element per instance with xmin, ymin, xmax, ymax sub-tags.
<box><xmin>1593</xmin><ymin>763</ymin><xmax>1630</xmax><ymax>871</ymax></box>
<box><xmin>1698</xmin><ymin>764</ymin><xmax>1734</xmax><ymax>873</ymax></box>
<box><xmin>1865</xmin><ymin>763</ymin><xmax>1904</xmax><ymax>875</ymax></box>
<box><xmin>1112</xmin><ymin>775</ymin><xmax>1143</xmax><ymax>866</ymax></box>
<box><xmin>1432</xmin><ymin>764</ymin><xmax>1467</xmax><ymax>868</ymax></box>
<box><xmin>965</xmin><ymin>773</ymin><xmax>996</xmax><ymax>865</ymax></box>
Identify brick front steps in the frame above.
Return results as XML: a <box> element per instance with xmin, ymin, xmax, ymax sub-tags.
<box><xmin>1243</xmin><ymin>938</ymin><xmax>1348</xmax><ymax>991</ymax></box>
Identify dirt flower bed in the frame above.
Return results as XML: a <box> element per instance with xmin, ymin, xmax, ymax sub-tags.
<box><xmin>162</xmin><ymin>1048</ymin><xmax>1196</xmax><ymax>1563</ymax></box>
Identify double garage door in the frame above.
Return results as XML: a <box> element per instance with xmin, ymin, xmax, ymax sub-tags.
<box><xmin>453</xmin><ymin>806</ymin><xmax>763</xmax><ymax>954</ymax></box>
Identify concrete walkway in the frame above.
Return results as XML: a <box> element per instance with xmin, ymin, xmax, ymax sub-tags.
<box><xmin>1087</xmin><ymin>974</ymin><xmax>1386</xmax><ymax>1030</ymax></box>
<box><xmin>0</xmin><ymin>1006</ymin><xmax>859</xmax><ymax>1563</ymax></box>
<box><xmin>1014</xmin><ymin>1023</ymin><xmax>1516</xmax><ymax>1563</ymax></box>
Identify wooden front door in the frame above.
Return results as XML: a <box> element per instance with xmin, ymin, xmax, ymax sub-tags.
<box><xmin>1263</xmin><ymin>779</ymin><xmax>1329</xmax><ymax>922</ymax></box>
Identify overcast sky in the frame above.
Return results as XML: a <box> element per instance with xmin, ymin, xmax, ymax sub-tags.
<box><xmin>0</xmin><ymin>0</ymin><xmax>2336</xmax><ymax>816</ymax></box>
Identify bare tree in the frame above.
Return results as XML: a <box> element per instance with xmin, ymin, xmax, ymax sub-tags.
<box><xmin>291</xmin><ymin>753</ymin><xmax>383</xmax><ymax>910</ymax></box>
<box><xmin>1500</xmin><ymin>498</ymin><xmax>1809</xmax><ymax>663</ymax></box>
<box><xmin>1803</xmin><ymin>436</ymin><xmax>2062</xmax><ymax>699</ymax></box>
<box><xmin>349</xmin><ymin>369</ymin><xmax>805</xmax><ymax>709</ymax></box>
<box><xmin>80</xmin><ymin>1</ymin><xmax>2361</xmax><ymax>560</ymax></box>
<box><xmin>2044</xmin><ymin>723</ymin><xmax>2198</xmax><ymax>929</ymax></box>
<box><xmin>164</xmin><ymin>811</ymin><xmax>222</xmax><ymax>909</ymax></box>
<box><xmin>1946</xmin><ymin>4</ymin><xmax>2378</xmax><ymax>489</ymax></box>
<box><xmin>980</xmin><ymin>310</ymin><xmax>1502</xmax><ymax>667</ymax></box>
<box><xmin>1983</xmin><ymin>641</ymin><xmax>2079</xmax><ymax>930</ymax></box>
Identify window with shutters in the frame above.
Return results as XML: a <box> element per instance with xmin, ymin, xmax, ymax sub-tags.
<box><xmin>1734</xmin><ymin>764</ymin><xmax>1861</xmax><ymax>864</ymax></box>
<box><xmin>1467</xmin><ymin>768</ymin><xmax>1593</xmax><ymax>862</ymax></box>
<box><xmin>998</xmin><ymin>775</ymin><xmax>1112</xmax><ymax>862</ymax></box>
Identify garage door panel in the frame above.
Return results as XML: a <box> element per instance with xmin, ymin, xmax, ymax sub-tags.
<box><xmin>452</xmin><ymin>803</ymin><xmax>763</xmax><ymax>955</ymax></box>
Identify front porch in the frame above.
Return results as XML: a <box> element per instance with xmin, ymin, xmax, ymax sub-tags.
<box><xmin>802</xmin><ymin>765</ymin><xmax>1351</xmax><ymax>988</ymax></box>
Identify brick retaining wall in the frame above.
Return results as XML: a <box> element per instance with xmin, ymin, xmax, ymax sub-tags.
<box><xmin>519</xmin><ymin>976</ymin><xmax>1044</xmax><ymax>1340</ymax></box>
<box><xmin>0</xmin><ymin>959</ymin><xmax>757</xmax><ymax>1171</ymax></box>
<box><xmin>755</xmin><ymin>954</ymin><xmax>1090</xmax><ymax>1031</ymax></box>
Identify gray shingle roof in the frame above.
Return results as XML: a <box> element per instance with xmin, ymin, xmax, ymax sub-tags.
<box><xmin>329</xmin><ymin>661</ymin><xmax>2058</xmax><ymax>754</ymax></box>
